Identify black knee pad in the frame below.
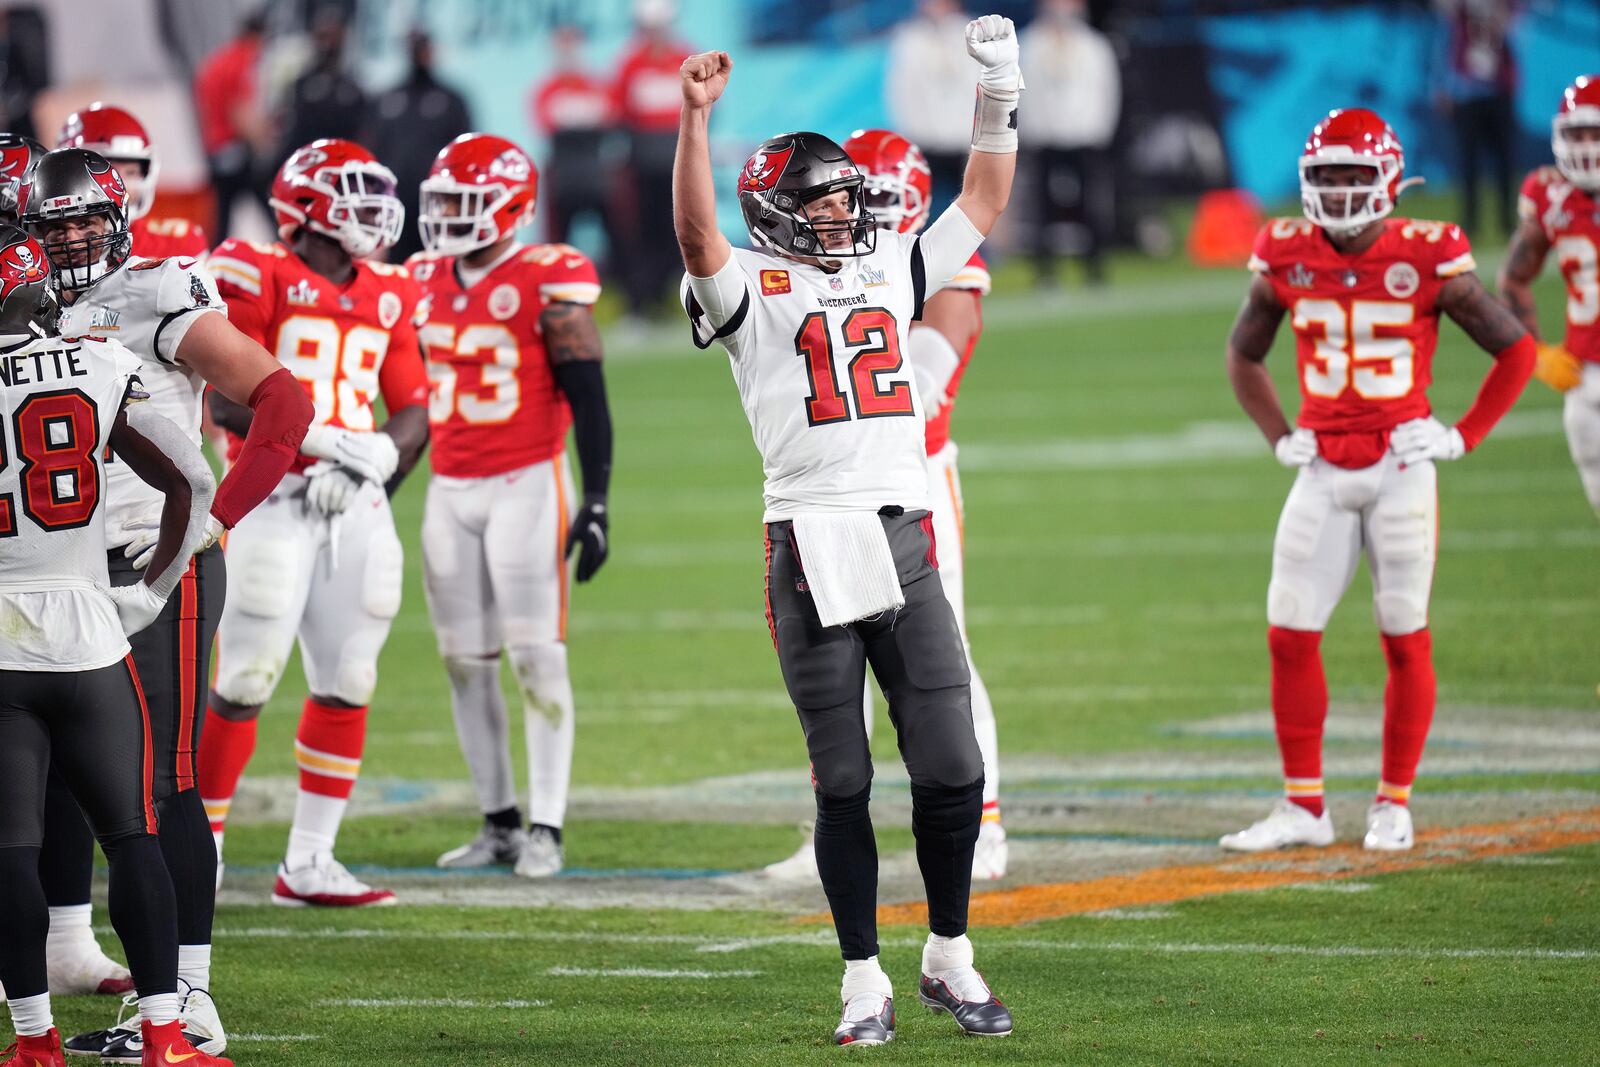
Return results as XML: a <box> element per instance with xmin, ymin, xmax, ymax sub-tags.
<box><xmin>814</xmin><ymin>783</ymin><xmax>873</xmax><ymax>828</ymax></box>
<box><xmin>910</xmin><ymin>777</ymin><xmax>984</xmax><ymax>839</ymax></box>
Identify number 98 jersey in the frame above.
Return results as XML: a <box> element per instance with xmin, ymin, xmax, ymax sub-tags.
<box><xmin>207</xmin><ymin>238</ymin><xmax>430</xmax><ymax>471</ymax></box>
<box><xmin>1248</xmin><ymin>216</ymin><xmax>1477</xmax><ymax>434</ymax></box>
<box><xmin>406</xmin><ymin>243</ymin><xmax>601</xmax><ymax>479</ymax></box>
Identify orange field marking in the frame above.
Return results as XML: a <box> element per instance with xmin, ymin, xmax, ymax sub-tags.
<box><xmin>801</xmin><ymin>807</ymin><xmax>1600</xmax><ymax>929</ymax></box>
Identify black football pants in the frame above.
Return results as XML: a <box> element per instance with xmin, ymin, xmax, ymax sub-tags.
<box><xmin>764</xmin><ymin>508</ymin><xmax>984</xmax><ymax>960</ymax></box>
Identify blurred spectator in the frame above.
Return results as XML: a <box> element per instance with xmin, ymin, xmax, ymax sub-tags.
<box><xmin>1022</xmin><ymin>0</ymin><xmax>1120</xmax><ymax>285</ymax></box>
<box><xmin>1433</xmin><ymin>0</ymin><xmax>1519</xmax><ymax>238</ymax></box>
<box><xmin>368</xmin><ymin>31</ymin><xmax>472</xmax><ymax>262</ymax></box>
<box><xmin>886</xmin><ymin>0</ymin><xmax>973</xmax><ymax>212</ymax></box>
<box><xmin>194</xmin><ymin>8</ymin><xmax>273</xmax><ymax>242</ymax></box>
<box><xmin>531</xmin><ymin>24</ymin><xmax>618</xmax><ymax>253</ymax></box>
<box><xmin>0</xmin><ymin>7</ymin><xmax>50</xmax><ymax>140</ymax></box>
<box><xmin>276</xmin><ymin>7</ymin><xmax>366</xmax><ymax>162</ymax></box>
<box><xmin>612</xmin><ymin>0</ymin><xmax>691</xmax><ymax>321</ymax></box>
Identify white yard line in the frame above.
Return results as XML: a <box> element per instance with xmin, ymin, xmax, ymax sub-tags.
<box><xmin>329</xmin><ymin>997</ymin><xmax>549</xmax><ymax>1009</ymax></box>
<box><xmin>546</xmin><ymin>967</ymin><xmax>762</xmax><ymax>978</ymax></box>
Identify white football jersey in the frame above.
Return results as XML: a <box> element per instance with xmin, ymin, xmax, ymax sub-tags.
<box><xmin>58</xmin><ymin>255</ymin><xmax>226</xmax><ymax>548</ymax></box>
<box><xmin>0</xmin><ymin>334</ymin><xmax>142</xmax><ymax>670</ymax></box>
<box><xmin>684</xmin><ymin>230</ymin><xmax>935</xmax><ymax>520</ymax></box>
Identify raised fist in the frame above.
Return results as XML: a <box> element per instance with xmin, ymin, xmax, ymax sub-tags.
<box><xmin>680</xmin><ymin>51</ymin><xmax>733</xmax><ymax>110</ymax></box>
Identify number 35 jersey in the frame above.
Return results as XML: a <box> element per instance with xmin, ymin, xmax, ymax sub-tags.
<box><xmin>407</xmin><ymin>243</ymin><xmax>601</xmax><ymax>479</ymax></box>
<box><xmin>682</xmin><ymin>231</ymin><xmax>933</xmax><ymax>521</ymax></box>
<box><xmin>1249</xmin><ymin>216</ymin><xmax>1476</xmax><ymax>434</ymax></box>
<box><xmin>208</xmin><ymin>238</ymin><xmax>430</xmax><ymax>471</ymax></box>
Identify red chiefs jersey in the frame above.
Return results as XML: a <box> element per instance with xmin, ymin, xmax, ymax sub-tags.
<box><xmin>208</xmin><ymin>238</ymin><xmax>429</xmax><ymax>471</ymax></box>
<box><xmin>1518</xmin><ymin>166</ymin><xmax>1600</xmax><ymax>363</ymax></box>
<box><xmin>924</xmin><ymin>250</ymin><xmax>989</xmax><ymax>456</ymax></box>
<box><xmin>407</xmin><ymin>243</ymin><xmax>601</xmax><ymax>479</ymax></box>
<box><xmin>132</xmin><ymin>215</ymin><xmax>209</xmax><ymax>259</ymax></box>
<box><xmin>1249</xmin><ymin>216</ymin><xmax>1476</xmax><ymax>455</ymax></box>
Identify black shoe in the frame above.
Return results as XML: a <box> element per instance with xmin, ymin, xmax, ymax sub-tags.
<box><xmin>919</xmin><ymin>970</ymin><xmax>1012</xmax><ymax>1036</ymax></box>
<box><xmin>63</xmin><ymin>995</ymin><xmax>139</xmax><ymax>1058</ymax></box>
<box><xmin>833</xmin><ymin>993</ymin><xmax>894</xmax><ymax>1046</ymax></box>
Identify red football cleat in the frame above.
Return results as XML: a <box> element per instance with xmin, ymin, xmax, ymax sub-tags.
<box><xmin>1</xmin><ymin>1027</ymin><xmax>65</xmax><ymax>1067</ymax></box>
<box><xmin>139</xmin><ymin>1020</ymin><xmax>232</xmax><ymax>1067</ymax></box>
<box><xmin>271</xmin><ymin>855</ymin><xmax>397</xmax><ymax>908</ymax></box>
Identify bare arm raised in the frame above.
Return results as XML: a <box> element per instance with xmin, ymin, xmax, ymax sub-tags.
<box><xmin>674</xmin><ymin>50</ymin><xmax>734</xmax><ymax>279</ymax></box>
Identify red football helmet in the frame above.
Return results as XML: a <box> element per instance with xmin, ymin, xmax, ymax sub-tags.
<box><xmin>1299</xmin><ymin>108</ymin><xmax>1416</xmax><ymax>236</ymax></box>
<box><xmin>1553</xmin><ymin>75</ymin><xmax>1600</xmax><ymax>191</ymax></box>
<box><xmin>57</xmin><ymin>103</ymin><xmax>158</xmax><ymax>221</ymax></box>
<box><xmin>270</xmin><ymin>139</ymin><xmax>403</xmax><ymax>258</ymax></box>
<box><xmin>418</xmin><ymin>133</ymin><xmax>538</xmax><ymax>256</ymax></box>
<box><xmin>843</xmin><ymin>128</ymin><xmax>932</xmax><ymax>235</ymax></box>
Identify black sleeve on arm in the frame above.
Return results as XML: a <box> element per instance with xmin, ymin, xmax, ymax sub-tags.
<box><xmin>553</xmin><ymin>360</ymin><xmax>613</xmax><ymax>500</ymax></box>
<box><xmin>910</xmin><ymin>238</ymin><xmax>927</xmax><ymax>321</ymax></box>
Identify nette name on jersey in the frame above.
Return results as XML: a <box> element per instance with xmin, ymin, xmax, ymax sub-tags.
<box><xmin>1519</xmin><ymin>165</ymin><xmax>1600</xmax><ymax>363</ymax></box>
<box><xmin>925</xmin><ymin>250</ymin><xmax>990</xmax><ymax>456</ymax></box>
<box><xmin>1248</xmin><ymin>215</ymin><xmax>1476</xmax><ymax>465</ymax></box>
<box><xmin>685</xmin><ymin>230</ymin><xmax>932</xmax><ymax>520</ymax></box>
<box><xmin>207</xmin><ymin>238</ymin><xmax>429</xmax><ymax>468</ymax></box>
<box><xmin>406</xmin><ymin>242</ymin><xmax>600</xmax><ymax>478</ymax></box>
<box><xmin>0</xmin><ymin>334</ymin><xmax>142</xmax><ymax>670</ymax></box>
<box><xmin>57</xmin><ymin>254</ymin><xmax>226</xmax><ymax>547</ymax></box>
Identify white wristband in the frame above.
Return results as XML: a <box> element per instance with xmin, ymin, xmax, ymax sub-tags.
<box><xmin>972</xmin><ymin>86</ymin><xmax>1020</xmax><ymax>154</ymax></box>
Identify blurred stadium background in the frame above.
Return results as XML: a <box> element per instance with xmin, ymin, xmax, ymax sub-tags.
<box><xmin>5</xmin><ymin>1</ymin><xmax>1600</xmax><ymax>1064</ymax></box>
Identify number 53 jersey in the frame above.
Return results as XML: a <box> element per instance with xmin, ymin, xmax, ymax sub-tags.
<box><xmin>682</xmin><ymin>230</ymin><xmax>934</xmax><ymax>521</ymax></box>
<box><xmin>1249</xmin><ymin>216</ymin><xmax>1477</xmax><ymax>436</ymax></box>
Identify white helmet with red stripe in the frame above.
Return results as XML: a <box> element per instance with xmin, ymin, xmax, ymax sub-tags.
<box><xmin>1298</xmin><ymin>108</ymin><xmax>1418</xmax><ymax>237</ymax></box>
<box><xmin>57</xmin><ymin>103</ymin><xmax>158</xmax><ymax>221</ymax></box>
<box><xmin>1553</xmin><ymin>74</ymin><xmax>1600</xmax><ymax>191</ymax></box>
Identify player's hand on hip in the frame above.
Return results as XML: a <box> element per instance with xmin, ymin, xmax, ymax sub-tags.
<box><xmin>304</xmin><ymin>463</ymin><xmax>362</xmax><ymax>518</ymax></box>
<box><xmin>107</xmin><ymin>581</ymin><xmax>167</xmax><ymax>637</ymax></box>
<box><xmin>565</xmin><ymin>497</ymin><xmax>609</xmax><ymax>582</ymax></box>
<box><xmin>966</xmin><ymin>15</ymin><xmax>1023</xmax><ymax>93</ymax></box>
<box><xmin>1390</xmin><ymin>416</ymin><xmax>1465</xmax><ymax>465</ymax></box>
<box><xmin>1534</xmin><ymin>341</ymin><xmax>1581</xmax><ymax>393</ymax></box>
<box><xmin>1273</xmin><ymin>427</ymin><xmax>1318</xmax><ymax>468</ymax></box>
<box><xmin>680</xmin><ymin>51</ymin><xmax>732</xmax><ymax>109</ymax></box>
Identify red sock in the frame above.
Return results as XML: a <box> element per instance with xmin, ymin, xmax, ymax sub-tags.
<box><xmin>1268</xmin><ymin>626</ymin><xmax>1328</xmax><ymax>817</ymax></box>
<box><xmin>295</xmin><ymin>699</ymin><xmax>367</xmax><ymax>800</ymax></box>
<box><xmin>197</xmin><ymin>709</ymin><xmax>257</xmax><ymax>834</ymax></box>
<box><xmin>1378</xmin><ymin>629</ymin><xmax>1436</xmax><ymax>805</ymax></box>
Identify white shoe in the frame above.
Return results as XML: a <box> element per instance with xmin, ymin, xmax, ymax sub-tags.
<box><xmin>514</xmin><ymin>826</ymin><xmax>563</xmax><ymax>879</ymax></box>
<box><xmin>272</xmin><ymin>853</ymin><xmax>397</xmax><ymax>907</ymax></box>
<box><xmin>1219</xmin><ymin>798</ymin><xmax>1335</xmax><ymax>852</ymax></box>
<box><xmin>47</xmin><ymin>938</ymin><xmax>134</xmax><ymax>995</ymax></box>
<box><xmin>972</xmin><ymin>821</ymin><xmax>1008</xmax><ymax>881</ymax></box>
<box><xmin>758</xmin><ymin>826</ymin><xmax>819</xmax><ymax>882</ymax></box>
<box><xmin>438</xmin><ymin>823</ymin><xmax>527</xmax><ymax>868</ymax></box>
<box><xmin>177</xmin><ymin>982</ymin><xmax>227</xmax><ymax>1055</ymax></box>
<box><xmin>1363</xmin><ymin>802</ymin><xmax>1414</xmax><ymax>851</ymax></box>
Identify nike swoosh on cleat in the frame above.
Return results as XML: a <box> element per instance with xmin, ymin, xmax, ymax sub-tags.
<box><xmin>164</xmin><ymin>1049</ymin><xmax>199</xmax><ymax>1063</ymax></box>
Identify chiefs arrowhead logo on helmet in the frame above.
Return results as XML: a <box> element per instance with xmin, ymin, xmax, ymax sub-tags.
<box><xmin>739</xmin><ymin>145</ymin><xmax>794</xmax><ymax>193</ymax></box>
<box><xmin>488</xmin><ymin>149</ymin><xmax>531</xmax><ymax>182</ymax></box>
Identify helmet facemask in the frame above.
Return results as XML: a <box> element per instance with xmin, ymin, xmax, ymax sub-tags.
<box><xmin>275</xmin><ymin>160</ymin><xmax>405</xmax><ymax>258</ymax></box>
<box><xmin>1299</xmin><ymin>155</ymin><xmax>1399</xmax><ymax>238</ymax></box>
<box><xmin>861</xmin><ymin>171</ymin><xmax>926</xmax><ymax>235</ymax></box>
<box><xmin>30</xmin><ymin>206</ymin><xmax>131</xmax><ymax>292</ymax></box>
<box><xmin>742</xmin><ymin>176</ymin><xmax>877</xmax><ymax>265</ymax></box>
<box><xmin>1553</xmin><ymin>111</ymin><xmax>1600</xmax><ymax>192</ymax></box>
<box><xmin>418</xmin><ymin>179</ymin><xmax>515</xmax><ymax>256</ymax></box>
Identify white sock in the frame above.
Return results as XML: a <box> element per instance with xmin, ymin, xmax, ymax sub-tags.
<box><xmin>922</xmin><ymin>932</ymin><xmax>974</xmax><ymax>975</ymax></box>
<box><xmin>841</xmin><ymin>956</ymin><xmax>892</xmax><ymax>1002</ymax></box>
<box><xmin>7</xmin><ymin>992</ymin><xmax>53</xmax><ymax>1036</ymax></box>
<box><xmin>177</xmin><ymin>944</ymin><xmax>212</xmax><ymax>993</ymax></box>
<box><xmin>510</xmin><ymin>644</ymin><xmax>575</xmax><ymax>829</ymax></box>
<box><xmin>45</xmin><ymin>903</ymin><xmax>95</xmax><ymax>953</ymax></box>
<box><xmin>138</xmin><ymin>992</ymin><xmax>180</xmax><ymax>1027</ymax></box>
<box><xmin>444</xmin><ymin>656</ymin><xmax>516</xmax><ymax>815</ymax></box>
<box><xmin>285</xmin><ymin>792</ymin><xmax>347</xmax><ymax>869</ymax></box>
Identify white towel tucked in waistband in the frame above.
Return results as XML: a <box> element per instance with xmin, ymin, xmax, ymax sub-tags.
<box><xmin>790</xmin><ymin>511</ymin><xmax>905</xmax><ymax>627</ymax></box>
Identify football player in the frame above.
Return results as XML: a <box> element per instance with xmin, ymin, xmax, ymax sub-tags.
<box><xmin>57</xmin><ymin>104</ymin><xmax>209</xmax><ymax>259</ymax></box>
<box><xmin>198</xmin><ymin>138</ymin><xmax>429</xmax><ymax>908</ymax></box>
<box><xmin>0</xmin><ymin>134</ymin><xmax>43</xmax><ymax>227</ymax></box>
<box><xmin>1498</xmin><ymin>75</ymin><xmax>1600</xmax><ymax>514</ymax></box>
<box><xmin>674</xmin><ymin>15</ymin><xmax>1020</xmax><ymax>1046</ymax></box>
<box><xmin>22</xmin><ymin>148</ymin><xmax>311</xmax><ymax>1057</ymax></box>
<box><xmin>0</xmin><ymin>225</ymin><xmax>230</xmax><ymax>1067</ymax></box>
<box><xmin>408</xmin><ymin>133</ymin><xmax>612</xmax><ymax>878</ymax></box>
<box><xmin>1221</xmin><ymin>109</ymin><xmax>1533</xmax><ymax>853</ymax></box>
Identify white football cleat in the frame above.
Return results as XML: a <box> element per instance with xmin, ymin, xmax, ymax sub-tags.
<box><xmin>271</xmin><ymin>853</ymin><xmax>397</xmax><ymax>907</ymax></box>
<box><xmin>176</xmin><ymin>983</ymin><xmax>227</xmax><ymax>1055</ymax></box>
<box><xmin>47</xmin><ymin>939</ymin><xmax>134</xmax><ymax>996</ymax></box>
<box><xmin>758</xmin><ymin>830</ymin><xmax>819</xmax><ymax>882</ymax></box>
<box><xmin>514</xmin><ymin>826</ymin><xmax>563</xmax><ymax>879</ymax></box>
<box><xmin>972</xmin><ymin>821</ymin><xmax>1008</xmax><ymax>881</ymax></box>
<box><xmin>1219</xmin><ymin>798</ymin><xmax>1334</xmax><ymax>852</ymax></box>
<box><xmin>1362</xmin><ymin>802</ymin><xmax>1414</xmax><ymax>851</ymax></box>
<box><xmin>437</xmin><ymin>823</ymin><xmax>527</xmax><ymax>869</ymax></box>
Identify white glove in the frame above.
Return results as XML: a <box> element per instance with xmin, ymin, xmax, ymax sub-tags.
<box><xmin>1390</xmin><ymin>416</ymin><xmax>1465</xmax><ymax>466</ymax></box>
<box><xmin>125</xmin><ymin>515</ymin><xmax>226</xmax><ymax>571</ymax></box>
<box><xmin>305</xmin><ymin>463</ymin><xmax>362</xmax><ymax>518</ymax></box>
<box><xmin>301</xmin><ymin>424</ymin><xmax>400</xmax><ymax>486</ymax></box>
<box><xmin>965</xmin><ymin>15</ymin><xmax>1023</xmax><ymax>95</ymax></box>
<box><xmin>1274</xmin><ymin>427</ymin><xmax>1318</xmax><ymax>468</ymax></box>
<box><xmin>107</xmin><ymin>581</ymin><xmax>168</xmax><ymax>637</ymax></box>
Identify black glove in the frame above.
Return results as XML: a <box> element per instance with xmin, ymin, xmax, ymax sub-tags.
<box><xmin>565</xmin><ymin>496</ymin><xmax>609</xmax><ymax>582</ymax></box>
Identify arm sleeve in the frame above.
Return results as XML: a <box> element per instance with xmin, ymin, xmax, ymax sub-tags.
<box><xmin>120</xmin><ymin>402</ymin><xmax>216</xmax><ymax>598</ymax></box>
<box><xmin>210</xmin><ymin>366</ymin><xmax>313</xmax><ymax>528</ymax></box>
<box><xmin>553</xmin><ymin>360</ymin><xmax>612</xmax><ymax>499</ymax></box>
<box><xmin>915</xmin><ymin>206</ymin><xmax>986</xmax><ymax>297</ymax></box>
<box><xmin>152</xmin><ymin>261</ymin><xmax>229</xmax><ymax>364</ymax></box>
<box><xmin>1456</xmin><ymin>334</ymin><xmax>1536</xmax><ymax>451</ymax></box>
<box><xmin>681</xmin><ymin>253</ymin><xmax>753</xmax><ymax>354</ymax></box>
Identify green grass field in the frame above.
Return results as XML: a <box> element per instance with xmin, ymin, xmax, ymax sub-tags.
<box><xmin>51</xmin><ymin>242</ymin><xmax>1600</xmax><ymax>1064</ymax></box>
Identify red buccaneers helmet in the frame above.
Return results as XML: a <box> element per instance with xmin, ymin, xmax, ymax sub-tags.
<box><xmin>1553</xmin><ymin>75</ymin><xmax>1600</xmax><ymax>191</ymax></box>
<box><xmin>843</xmin><ymin>128</ymin><xmax>932</xmax><ymax>235</ymax></box>
<box><xmin>1299</xmin><ymin>108</ymin><xmax>1417</xmax><ymax>237</ymax></box>
<box><xmin>57</xmin><ymin>103</ymin><xmax>158</xmax><ymax>221</ymax></box>
<box><xmin>418</xmin><ymin>133</ymin><xmax>538</xmax><ymax>256</ymax></box>
<box><xmin>737</xmin><ymin>131</ymin><xmax>876</xmax><ymax>260</ymax></box>
<box><xmin>0</xmin><ymin>134</ymin><xmax>45</xmax><ymax>225</ymax></box>
<box><xmin>19</xmin><ymin>149</ymin><xmax>133</xmax><ymax>292</ymax></box>
<box><xmin>270</xmin><ymin>139</ymin><xmax>404</xmax><ymax>259</ymax></box>
<box><xmin>0</xmin><ymin>225</ymin><xmax>58</xmax><ymax>343</ymax></box>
